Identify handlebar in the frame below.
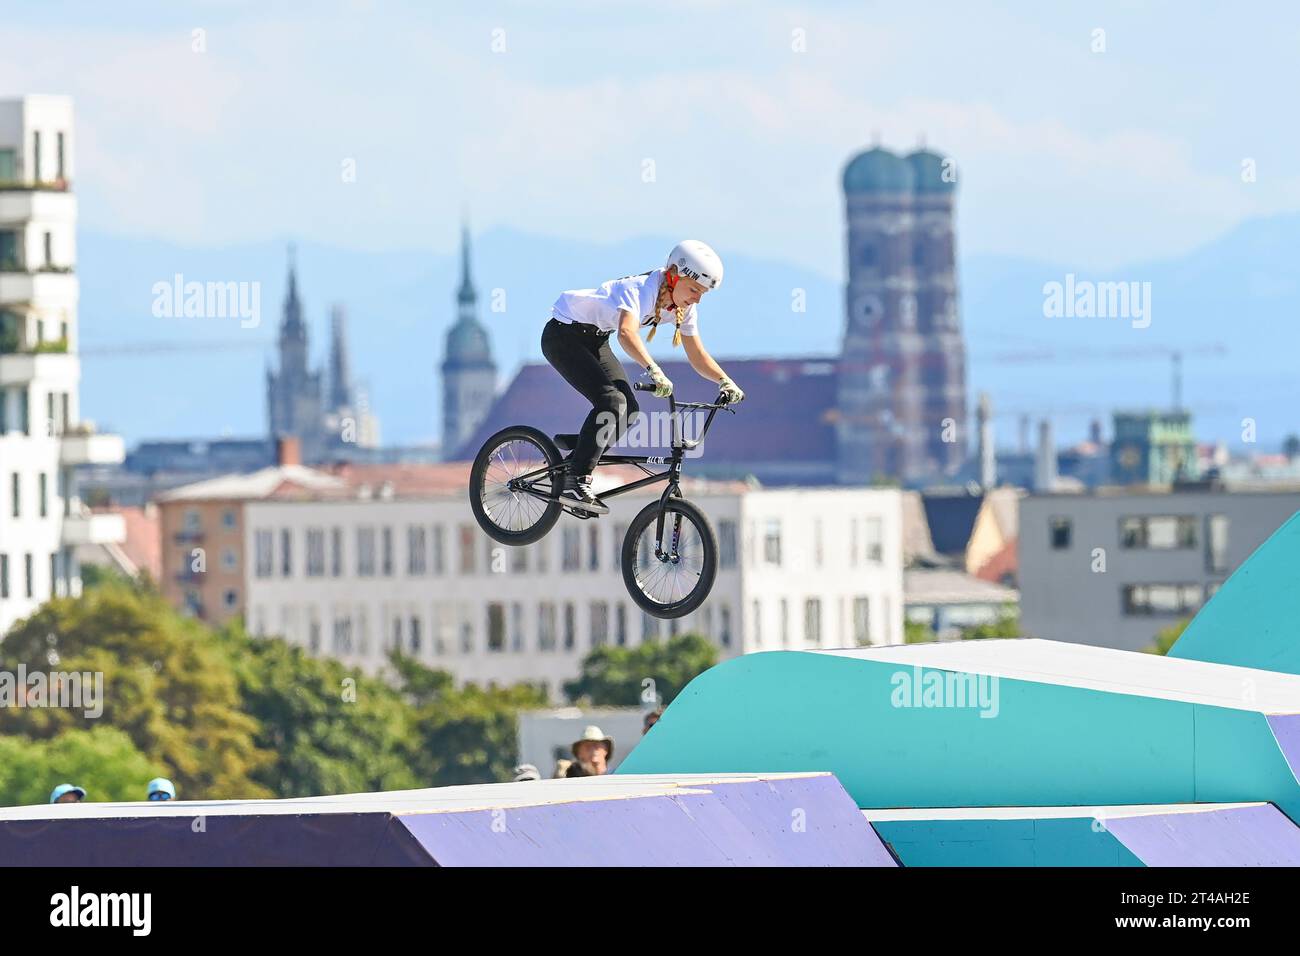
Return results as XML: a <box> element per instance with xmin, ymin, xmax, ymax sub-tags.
<box><xmin>633</xmin><ymin>380</ymin><xmax>733</xmax><ymax>410</ymax></box>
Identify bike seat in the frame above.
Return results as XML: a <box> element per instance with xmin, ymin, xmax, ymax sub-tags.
<box><xmin>554</xmin><ymin>433</ymin><xmax>578</xmax><ymax>451</ymax></box>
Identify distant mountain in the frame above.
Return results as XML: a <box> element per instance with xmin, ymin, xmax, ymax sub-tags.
<box><xmin>77</xmin><ymin>214</ymin><xmax>1300</xmax><ymax>450</ymax></box>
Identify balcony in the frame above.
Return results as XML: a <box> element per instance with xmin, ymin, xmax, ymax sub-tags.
<box><xmin>60</xmin><ymin>429</ymin><xmax>124</xmax><ymax>466</ymax></box>
<box><xmin>62</xmin><ymin>511</ymin><xmax>125</xmax><ymax>546</ymax></box>
<box><xmin>0</xmin><ymin>350</ymin><xmax>77</xmax><ymax>388</ymax></box>
<box><xmin>0</xmin><ymin>269</ymin><xmax>77</xmax><ymax>307</ymax></box>
<box><xmin>0</xmin><ymin>189</ymin><xmax>75</xmax><ymax>225</ymax></box>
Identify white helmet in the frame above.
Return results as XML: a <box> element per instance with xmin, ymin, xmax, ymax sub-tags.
<box><xmin>666</xmin><ymin>240</ymin><xmax>724</xmax><ymax>291</ymax></box>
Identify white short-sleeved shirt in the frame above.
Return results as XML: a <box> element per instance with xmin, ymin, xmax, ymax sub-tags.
<box><xmin>550</xmin><ymin>268</ymin><xmax>699</xmax><ymax>337</ymax></box>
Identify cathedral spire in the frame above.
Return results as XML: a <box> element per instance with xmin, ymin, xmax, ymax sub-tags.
<box><xmin>457</xmin><ymin>220</ymin><xmax>476</xmax><ymax>312</ymax></box>
<box><xmin>328</xmin><ymin>304</ymin><xmax>353</xmax><ymax>413</ymax></box>
<box><xmin>282</xmin><ymin>243</ymin><xmax>304</xmax><ymax>336</ymax></box>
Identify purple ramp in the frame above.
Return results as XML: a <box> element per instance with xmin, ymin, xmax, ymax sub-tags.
<box><xmin>1267</xmin><ymin>715</ymin><xmax>1300</xmax><ymax>783</ymax></box>
<box><xmin>398</xmin><ymin>775</ymin><xmax>896</xmax><ymax>867</ymax></box>
<box><xmin>0</xmin><ymin>813</ymin><xmax>432</xmax><ymax>867</ymax></box>
<box><xmin>1105</xmin><ymin>804</ymin><xmax>1300</xmax><ymax>867</ymax></box>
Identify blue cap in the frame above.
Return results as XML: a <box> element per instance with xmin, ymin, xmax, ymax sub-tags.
<box><xmin>49</xmin><ymin>783</ymin><xmax>86</xmax><ymax>803</ymax></box>
<box><xmin>146</xmin><ymin>777</ymin><xmax>176</xmax><ymax>800</ymax></box>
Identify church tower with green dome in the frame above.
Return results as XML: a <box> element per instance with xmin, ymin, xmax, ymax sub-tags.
<box><xmin>441</xmin><ymin>225</ymin><xmax>497</xmax><ymax>458</ymax></box>
<box><xmin>837</xmin><ymin>144</ymin><xmax>966</xmax><ymax>484</ymax></box>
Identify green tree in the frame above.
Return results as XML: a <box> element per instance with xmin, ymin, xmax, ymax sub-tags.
<box><xmin>226</xmin><ymin>628</ymin><xmax>423</xmax><ymax>797</ymax></box>
<box><xmin>0</xmin><ymin>726</ymin><xmax>158</xmax><ymax>807</ymax></box>
<box><xmin>562</xmin><ymin>633</ymin><xmax>717</xmax><ymax>707</ymax></box>
<box><xmin>904</xmin><ymin>620</ymin><xmax>936</xmax><ymax>644</ymax></box>
<box><xmin>960</xmin><ymin>605</ymin><xmax>1021</xmax><ymax>640</ymax></box>
<box><xmin>1145</xmin><ymin>618</ymin><xmax>1191</xmax><ymax>656</ymax></box>
<box><xmin>0</xmin><ymin>581</ymin><xmax>274</xmax><ymax>799</ymax></box>
<box><xmin>390</xmin><ymin>653</ymin><xmax>547</xmax><ymax>785</ymax></box>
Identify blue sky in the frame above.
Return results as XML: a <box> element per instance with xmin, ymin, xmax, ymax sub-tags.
<box><xmin>2</xmin><ymin>0</ymin><xmax>1297</xmax><ymax>276</ymax></box>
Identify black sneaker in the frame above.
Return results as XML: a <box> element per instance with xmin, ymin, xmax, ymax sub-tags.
<box><xmin>561</xmin><ymin>474</ymin><xmax>609</xmax><ymax>515</ymax></box>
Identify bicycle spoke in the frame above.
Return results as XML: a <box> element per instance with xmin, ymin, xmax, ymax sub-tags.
<box><xmin>481</xmin><ymin>439</ymin><xmax>551</xmax><ymax>533</ymax></box>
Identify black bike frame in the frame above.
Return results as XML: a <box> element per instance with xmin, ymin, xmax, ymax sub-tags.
<box><xmin>509</xmin><ymin>386</ymin><xmax>733</xmax><ymax>521</ymax></box>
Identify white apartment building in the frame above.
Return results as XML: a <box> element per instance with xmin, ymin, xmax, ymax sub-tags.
<box><xmin>244</xmin><ymin>480</ymin><xmax>904</xmax><ymax>699</ymax></box>
<box><xmin>0</xmin><ymin>95</ymin><xmax>124</xmax><ymax>635</ymax></box>
<box><xmin>1020</xmin><ymin>486</ymin><xmax>1300</xmax><ymax>652</ymax></box>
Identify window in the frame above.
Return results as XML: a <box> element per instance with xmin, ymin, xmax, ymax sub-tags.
<box><xmin>254</xmin><ymin>530</ymin><xmax>273</xmax><ymax>578</ymax></box>
<box><xmin>280</xmin><ymin>529</ymin><xmax>292</xmax><ymax>577</ymax></box>
<box><xmin>432</xmin><ymin>525</ymin><xmax>445</xmax><ymax>574</ymax></box>
<box><xmin>333</xmin><ymin>615</ymin><xmax>353</xmax><ymax>654</ymax></box>
<box><xmin>1122</xmin><ymin>583</ymin><xmax>1203</xmax><ymax>616</ymax></box>
<box><xmin>1206</xmin><ymin>515</ymin><xmax>1229</xmax><ymax>573</ymax></box>
<box><xmin>763</xmin><ymin>519</ymin><xmax>782</xmax><ymax>565</ymax></box>
<box><xmin>720</xmin><ymin>606</ymin><xmax>732</xmax><ymax>647</ymax></box>
<box><xmin>331</xmin><ymin>527</ymin><xmax>343</xmax><ymax>577</ymax></box>
<box><xmin>562</xmin><ymin>527</ymin><xmax>580</xmax><ymax>571</ymax></box>
<box><xmin>408</xmin><ymin>525</ymin><xmax>428</xmax><ymax>575</ymax></box>
<box><xmin>613</xmin><ymin>523</ymin><xmax>628</xmax><ymax>569</ymax></box>
<box><xmin>863</xmin><ymin>517</ymin><xmax>883</xmax><ymax>563</ymax></box>
<box><xmin>563</xmin><ymin>602</ymin><xmax>576</xmax><ymax>650</ymax></box>
<box><xmin>511</xmin><ymin>542</ymin><xmax>527</xmax><ymax>573</ymax></box>
<box><xmin>535</xmin><ymin>535</ymin><xmax>549</xmax><ymax>573</ymax></box>
<box><xmin>221</xmin><ymin>508</ymin><xmax>237</xmax><ymax>530</ymax></box>
<box><xmin>752</xmin><ymin>599</ymin><xmax>761</xmax><ymax>648</ymax></box>
<box><xmin>223</xmin><ymin>589</ymin><xmax>238</xmax><ymax>609</ymax></box>
<box><xmin>718</xmin><ymin>520</ymin><xmax>737</xmax><ymax>568</ymax></box>
<box><xmin>853</xmin><ymin>597</ymin><xmax>871</xmax><ymax>646</ymax></box>
<box><xmin>458</xmin><ymin>524</ymin><xmax>475</xmax><ymax>574</ymax></box>
<box><xmin>538</xmin><ymin>602</ymin><xmax>557</xmax><ymax>651</ymax></box>
<box><xmin>49</xmin><ymin>553</ymin><xmax>58</xmax><ymax>598</ymax></box>
<box><xmin>38</xmin><ymin>473</ymin><xmax>46</xmax><ymax>517</ymax></box>
<box><xmin>381</xmin><ymin>527</ymin><xmax>394</xmax><ymax>576</ymax></box>
<box><xmin>305</xmin><ymin>529</ymin><xmax>325</xmax><ymax>577</ymax></box>
<box><xmin>487</xmin><ymin>603</ymin><xmax>506</xmax><ymax>652</ymax></box>
<box><xmin>391</xmin><ymin>615</ymin><xmax>403</xmax><ymax>651</ymax></box>
<box><xmin>1119</xmin><ymin>515</ymin><xmax>1197</xmax><ymax>550</ymax></box>
<box><xmin>24</xmin><ymin>553</ymin><xmax>33</xmax><ymax>597</ymax></box>
<box><xmin>357</xmin><ymin>527</ymin><xmax>376</xmax><ymax>576</ymax></box>
<box><xmin>309</xmin><ymin>614</ymin><xmax>322</xmax><ymax>653</ymax></box>
<box><xmin>1050</xmin><ymin>517</ymin><xmax>1072</xmax><ymax>550</ymax></box>
<box><xmin>590</xmin><ymin>601</ymin><xmax>609</xmax><ymax>646</ymax></box>
<box><xmin>32</xmin><ymin>130</ymin><xmax>41</xmax><ymax>181</ymax></box>
<box><xmin>0</xmin><ymin>554</ymin><xmax>8</xmax><ymax>598</ymax></box>
<box><xmin>642</xmin><ymin>611</ymin><xmax>660</xmax><ymax>643</ymax></box>
<box><xmin>616</xmin><ymin>604</ymin><xmax>627</xmax><ymax>646</ymax></box>
<box><xmin>804</xmin><ymin>599</ymin><xmax>822</xmax><ymax>646</ymax></box>
<box><xmin>56</xmin><ymin>132</ymin><xmax>65</xmax><ymax>180</ymax></box>
<box><xmin>460</xmin><ymin>619</ymin><xmax>473</xmax><ymax>653</ymax></box>
<box><xmin>183</xmin><ymin>508</ymin><xmax>201</xmax><ymax>532</ymax></box>
<box><xmin>588</xmin><ymin>525</ymin><xmax>600</xmax><ymax>570</ymax></box>
<box><xmin>511</xmin><ymin>603</ymin><xmax>524</xmax><ymax>652</ymax></box>
<box><xmin>409</xmin><ymin>615</ymin><xmax>422</xmax><ymax>654</ymax></box>
<box><xmin>221</xmin><ymin>548</ymin><xmax>238</xmax><ymax>572</ymax></box>
<box><xmin>10</xmin><ymin>473</ymin><xmax>19</xmax><ymax>517</ymax></box>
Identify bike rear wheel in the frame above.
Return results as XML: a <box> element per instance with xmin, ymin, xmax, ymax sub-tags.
<box><xmin>469</xmin><ymin>426</ymin><xmax>563</xmax><ymax>545</ymax></box>
<box><xmin>621</xmin><ymin>497</ymin><xmax>717</xmax><ymax>619</ymax></box>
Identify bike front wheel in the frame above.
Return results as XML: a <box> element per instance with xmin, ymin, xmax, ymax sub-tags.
<box><xmin>621</xmin><ymin>497</ymin><xmax>718</xmax><ymax>619</ymax></box>
<box><xmin>469</xmin><ymin>425</ymin><xmax>563</xmax><ymax>546</ymax></box>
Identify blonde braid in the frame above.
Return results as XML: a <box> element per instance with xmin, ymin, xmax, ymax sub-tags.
<box><xmin>642</xmin><ymin>273</ymin><xmax>685</xmax><ymax>348</ymax></box>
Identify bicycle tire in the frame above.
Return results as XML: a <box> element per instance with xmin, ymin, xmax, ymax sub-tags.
<box><xmin>469</xmin><ymin>426</ymin><xmax>563</xmax><ymax>546</ymax></box>
<box><xmin>621</xmin><ymin>497</ymin><xmax>717</xmax><ymax>619</ymax></box>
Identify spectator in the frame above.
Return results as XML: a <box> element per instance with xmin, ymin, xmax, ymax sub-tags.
<box><xmin>552</xmin><ymin>758</ymin><xmax>573</xmax><ymax>779</ymax></box>
<box><xmin>569</xmin><ymin>725</ymin><xmax>614</xmax><ymax>776</ymax></box>
<box><xmin>147</xmin><ymin>777</ymin><xmax>176</xmax><ymax>802</ymax></box>
<box><xmin>643</xmin><ymin>706</ymin><xmax>665</xmax><ymax>735</ymax></box>
<box><xmin>49</xmin><ymin>784</ymin><xmax>86</xmax><ymax>805</ymax></box>
<box><xmin>513</xmin><ymin>764</ymin><xmax>541</xmax><ymax>782</ymax></box>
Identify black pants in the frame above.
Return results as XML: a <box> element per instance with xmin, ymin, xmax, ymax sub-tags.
<box><xmin>541</xmin><ymin>318</ymin><xmax>640</xmax><ymax>475</ymax></box>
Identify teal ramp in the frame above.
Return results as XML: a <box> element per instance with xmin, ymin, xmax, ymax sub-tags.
<box><xmin>618</xmin><ymin>640</ymin><xmax>1300</xmax><ymax>820</ymax></box>
<box><xmin>866</xmin><ymin>803</ymin><xmax>1300</xmax><ymax>867</ymax></box>
<box><xmin>1171</xmin><ymin>511</ymin><xmax>1300</xmax><ymax>675</ymax></box>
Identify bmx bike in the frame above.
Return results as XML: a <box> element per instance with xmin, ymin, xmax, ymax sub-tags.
<box><xmin>468</xmin><ymin>381</ymin><xmax>737</xmax><ymax>618</ymax></box>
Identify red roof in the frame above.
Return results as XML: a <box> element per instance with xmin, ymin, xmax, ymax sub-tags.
<box><xmin>458</xmin><ymin>358</ymin><xmax>840</xmax><ymax>467</ymax></box>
